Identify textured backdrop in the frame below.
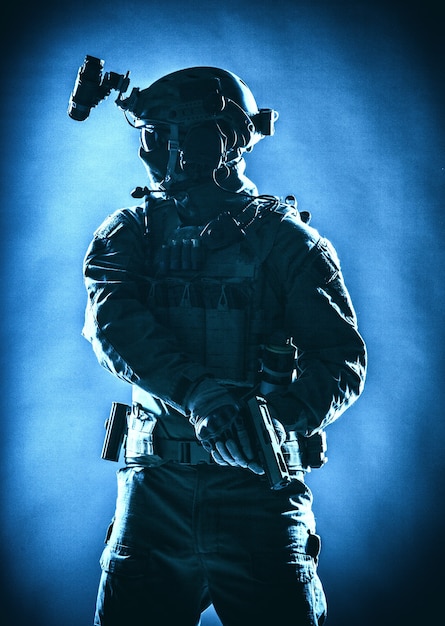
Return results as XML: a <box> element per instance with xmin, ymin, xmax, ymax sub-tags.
<box><xmin>1</xmin><ymin>1</ymin><xmax>444</xmax><ymax>624</ymax></box>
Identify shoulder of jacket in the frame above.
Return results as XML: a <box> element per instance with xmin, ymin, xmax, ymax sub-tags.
<box><xmin>247</xmin><ymin>197</ymin><xmax>320</xmax><ymax>261</ymax></box>
<box><xmin>92</xmin><ymin>194</ymin><xmax>171</xmax><ymax>239</ymax></box>
<box><xmin>92</xmin><ymin>206</ymin><xmax>142</xmax><ymax>239</ymax></box>
<box><xmin>276</xmin><ymin>207</ymin><xmax>320</xmax><ymax>247</ymax></box>
<box><xmin>271</xmin><ymin>209</ymin><xmax>343</xmax><ymax>279</ymax></box>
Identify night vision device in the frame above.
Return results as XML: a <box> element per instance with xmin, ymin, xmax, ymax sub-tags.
<box><xmin>68</xmin><ymin>55</ymin><xmax>132</xmax><ymax>121</ymax></box>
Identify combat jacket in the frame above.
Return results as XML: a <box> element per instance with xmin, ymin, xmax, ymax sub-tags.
<box><xmin>83</xmin><ymin>193</ymin><xmax>366</xmax><ymax>440</ymax></box>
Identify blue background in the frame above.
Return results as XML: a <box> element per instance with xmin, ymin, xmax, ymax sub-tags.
<box><xmin>1</xmin><ymin>1</ymin><xmax>444</xmax><ymax>624</ymax></box>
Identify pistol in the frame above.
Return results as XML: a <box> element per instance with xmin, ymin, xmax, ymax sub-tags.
<box><xmin>101</xmin><ymin>402</ymin><xmax>129</xmax><ymax>461</ymax></box>
<box><xmin>246</xmin><ymin>395</ymin><xmax>291</xmax><ymax>490</ymax></box>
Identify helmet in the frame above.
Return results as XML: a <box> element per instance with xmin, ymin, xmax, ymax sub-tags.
<box><xmin>117</xmin><ymin>66</ymin><xmax>278</xmax><ymax>185</ymax></box>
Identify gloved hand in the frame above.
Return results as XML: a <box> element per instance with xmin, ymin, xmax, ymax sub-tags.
<box><xmin>186</xmin><ymin>379</ymin><xmax>264</xmax><ymax>475</ymax></box>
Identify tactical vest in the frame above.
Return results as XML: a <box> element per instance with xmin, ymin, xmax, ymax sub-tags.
<box><xmin>123</xmin><ymin>194</ymin><xmax>324</xmax><ymax>469</ymax></box>
<box><xmin>142</xmin><ymin>195</ymin><xmax>285</xmax><ymax>388</ymax></box>
<box><xmin>126</xmin><ymin>194</ymin><xmax>295</xmax><ymax>452</ymax></box>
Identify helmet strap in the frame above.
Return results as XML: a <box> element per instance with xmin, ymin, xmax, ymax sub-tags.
<box><xmin>164</xmin><ymin>124</ymin><xmax>180</xmax><ymax>186</ymax></box>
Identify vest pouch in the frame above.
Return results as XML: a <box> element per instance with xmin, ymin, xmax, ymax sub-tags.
<box><xmin>167</xmin><ymin>282</ymin><xmax>207</xmax><ymax>365</ymax></box>
<box><xmin>204</xmin><ymin>284</ymin><xmax>247</xmax><ymax>380</ymax></box>
<box><xmin>147</xmin><ymin>278</ymin><xmax>253</xmax><ymax>382</ymax></box>
<box><xmin>205</xmin><ymin>307</ymin><xmax>246</xmax><ymax>379</ymax></box>
<box><xmin>146</xmin><ymin>279</ymin><xmax>205</xmax><ymax>365</ymax></box>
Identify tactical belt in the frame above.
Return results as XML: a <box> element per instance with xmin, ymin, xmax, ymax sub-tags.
<box><xmin>126</xmin><ymin>426</ymin><xmax>306</xmax><ymax>472</ymax></box>
<box><xmin>125</xmin><ymin>402</ymin><xmax>306</xmax><ymax>471</ymax></box>
<box><xmin>154</xmin><ymin>436</ymin><xmax>215</xmax><ymax>465</ymax></box>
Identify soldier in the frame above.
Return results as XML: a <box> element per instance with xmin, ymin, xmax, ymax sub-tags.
<box><xmin>80</xmin><ymin>65</ymin><xmax>366</xmax><ymax>625</ymax></box>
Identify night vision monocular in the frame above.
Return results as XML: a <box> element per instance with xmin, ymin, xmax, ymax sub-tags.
<box><xmin>68</xmin><ymin>55</ymin><xmax>134</xmax><ymax>121</ymax></box>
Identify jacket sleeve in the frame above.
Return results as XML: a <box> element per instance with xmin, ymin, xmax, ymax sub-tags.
<box><xmin>82</xmin><ymin>207</ymin><xmax>211</xmax><ymax>414</ymax></box>
<box><xmin>264</xmin><ymin>211</ymin><xmax>367</xmax><ymax>435</ymax></box>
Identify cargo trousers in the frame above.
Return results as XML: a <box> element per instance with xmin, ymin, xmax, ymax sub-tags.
<box><xmin>94</xmin><ymin>462</ymin><xmax>327</xmax><ymax>626</ymax></box>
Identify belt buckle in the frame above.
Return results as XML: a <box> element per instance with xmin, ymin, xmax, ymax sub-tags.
<box><xmin>180</xmin><ymin>441</ymin><xmax>214</xmax><ymax>465</ymax></box>
<box><xmin>179</xmin><ymin>442</ymin><xmax>192</xmax><ymax>464</ymax></box>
